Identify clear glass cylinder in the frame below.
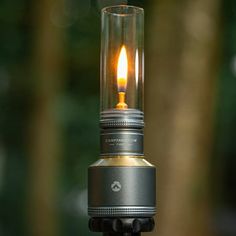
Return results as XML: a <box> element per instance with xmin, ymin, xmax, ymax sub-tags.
<box><xmin>100</xmin><ymin>5</ymin><xmax>144</xmax><ymax>112</ymax></box>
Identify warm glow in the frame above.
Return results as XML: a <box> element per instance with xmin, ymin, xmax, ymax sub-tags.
<box><xmin>117</xmin><ymin>45</ymin><xmax>128</xmax><ymax>92</ymax></box>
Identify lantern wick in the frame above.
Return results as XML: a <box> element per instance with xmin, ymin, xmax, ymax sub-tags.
<box><xmin>116</xmin><ymin>92</ymin><xmax>128</xmax><ymax>109</ymax></box>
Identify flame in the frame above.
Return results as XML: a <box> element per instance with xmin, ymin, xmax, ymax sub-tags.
<box><xmin>117</xmin><ymin>45</ymin><xmax>128</xmax><ymax>92</ymax></box>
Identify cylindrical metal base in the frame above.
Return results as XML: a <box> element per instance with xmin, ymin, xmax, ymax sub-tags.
<box><xmin>88</xmin><ymin>165</ymin><xmax>156</xmax><ymax>218</ymax></box>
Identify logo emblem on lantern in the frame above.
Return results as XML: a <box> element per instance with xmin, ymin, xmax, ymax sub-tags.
<box><xmin>111</xmin><ymin>181</ymin><xmax>122</xmax><ymax>192</ymax></box>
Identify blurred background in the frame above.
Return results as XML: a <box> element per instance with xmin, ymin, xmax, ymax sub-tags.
<box><xmin>0</xmin><ymin>0</ymin><xmax>235</xmax><ymax>235</ymax></box>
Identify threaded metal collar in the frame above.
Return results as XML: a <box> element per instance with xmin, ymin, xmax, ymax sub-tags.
<box><xmin>100</xmin><ymin>109</ymin><xmax>144</xmax><ymax>128</ymax></box>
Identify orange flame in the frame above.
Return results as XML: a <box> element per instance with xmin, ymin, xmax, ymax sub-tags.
<box><xmin>117</xmin><ymin>45</ymin><xmax>128</xmax><ymax>92</ymax></box>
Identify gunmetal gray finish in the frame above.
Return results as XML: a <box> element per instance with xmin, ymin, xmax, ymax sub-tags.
<box><xmin>88</xmin><ymin>166</ymin><xmax>156</xmax><ymax>217</ymax></box>
<box><xmin>88</xmin><ymin>108</ymin><xmax>156</xmax><ymax>217</ymax></box>
<box><xmin>100</xmin><ymin>109</ymin><xmax>144</xmax><ymax>156</ymax></box>
<box><xmin>101</xmin><ymin>129</ymin><xmax>143</xmax><ymax>156</ymax></box>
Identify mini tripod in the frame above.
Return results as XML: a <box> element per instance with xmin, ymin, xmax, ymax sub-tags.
<box><xmin>89</xmin><ymin>217</ymin><xmax>155</xmax><ymax>236</ymax></box>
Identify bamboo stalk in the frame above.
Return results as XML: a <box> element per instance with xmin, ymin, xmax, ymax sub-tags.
<box><xmin>27</xmin><ymin>0</ymin><xmax>65</xmax><ymax>235</ymax></box>
<box><xmin>145</xmin><ymin>0</ymin><xmax>220</xmax><ymax>236</ymax></box>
